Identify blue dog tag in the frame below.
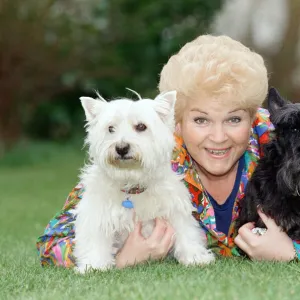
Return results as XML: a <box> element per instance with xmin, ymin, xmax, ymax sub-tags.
<box><xmin>122</xmin><ymin>198</ymin><xmax>134</xmax><ymax>209</ymax></box>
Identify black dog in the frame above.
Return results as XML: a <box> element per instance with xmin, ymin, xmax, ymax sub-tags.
<box><xmin>237</xmin><ymin>87</ymin><xmax>300</xmax><ymax>240</ymax></box>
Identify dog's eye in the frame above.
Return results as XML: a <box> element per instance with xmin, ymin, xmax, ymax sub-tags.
<box><xmin>291</xmin><ymin>128</ymin><xmax>299</xmax><ymax>133</ymax></box>
<box><xmin>135</xmin><ymin>123</ymin><xmax>147</xmax><ymax>132</ymax></box>
<box><xmin>108</xmin><ymin>126</ymin><xmax>115</xmax><ymax>133</ymax></box>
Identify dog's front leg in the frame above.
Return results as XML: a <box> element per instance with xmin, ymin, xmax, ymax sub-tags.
<box><xmin>237</xmin><ymin>179</ymin><xmax>261</xmax><ymax>229</ymax></box>
<box><xmin>74</xmin><ymin>204</ymin><xmax>115</xmax><ymax>273</ymax></box>
<box><xmin>170</xmin><ymin>212</ymin><xmax>215</xmax><ymax>266</ymax></box>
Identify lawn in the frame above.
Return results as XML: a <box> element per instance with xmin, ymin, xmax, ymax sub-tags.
<box><xmin>0</xmin><ymin>142</ymin><xmax>300</xmax><ymax>300</ymax></box>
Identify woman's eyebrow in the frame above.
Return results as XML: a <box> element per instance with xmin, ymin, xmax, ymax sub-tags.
<box><xmin>190</xmin><ymin>108</ymin><xmax>208</xmax><ymax>114</ymax></box>
<box><xmin>228</xmin><ymin>109</ymin><xmax>245</xmax><ymax>114</ymax></box>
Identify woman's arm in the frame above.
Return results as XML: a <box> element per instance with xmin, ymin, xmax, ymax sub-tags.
<box><xmin>293</xmin><ymin>240</ymin><xmax>300</xmax><ymax>260</ymax></box>
<box><xmin>235</xmin><ymin>210</ymin><xmax>298</xmax><ymax>261</ymax></box>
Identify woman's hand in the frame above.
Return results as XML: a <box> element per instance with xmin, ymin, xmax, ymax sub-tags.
<box><xmin>115</xmin><ymin>217</ymin><xmax>175</xmax><ymax>269</ymax></box>
<box><xmin>235</xmin><ymin>210</ymin><xmax>296</xmax><ymax>261</ymax></box>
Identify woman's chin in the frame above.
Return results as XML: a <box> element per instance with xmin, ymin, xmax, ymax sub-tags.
<box><xmin>197</xmin><ymin>157</ymin><xmax>236</xmax><ymax>177</ymax></box>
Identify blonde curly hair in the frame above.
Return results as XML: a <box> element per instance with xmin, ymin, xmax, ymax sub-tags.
<box><xmin>158</xmin><ymin>35</ymin><xmax>268</xmax><ymax>123</ymax></box>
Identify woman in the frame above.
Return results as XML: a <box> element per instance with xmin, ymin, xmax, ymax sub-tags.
<box><xmin>37</xmin><ymin>35</ymin><xmax>300</xmax><ymax>268</ymax></box>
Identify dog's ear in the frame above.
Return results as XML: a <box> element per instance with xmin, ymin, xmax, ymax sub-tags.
<box><xmin>80</xmin><ymin>96</ymin><xmax>106</xmax><ymax>122</ymax></box>
<box><xmin>268</xmin><ymin>87</ymin><xmax>287</xmax><ymax>115</ymax></box>
<box><xmin>153</xmin><ymin>91</ymin><xmax>177</xmax><ymax>125</ymax></box>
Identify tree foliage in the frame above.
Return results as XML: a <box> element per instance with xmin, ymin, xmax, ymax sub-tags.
<box><xmin>0</xmin><ymin>0</ymin><xmax>222</xmax><ymax>153</ymax></box>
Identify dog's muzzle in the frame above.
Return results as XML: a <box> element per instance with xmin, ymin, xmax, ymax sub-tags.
<box><xmin>115</xmin><ymin>143</ymin><xmax>130</xmax><ymax>158</ymax></box>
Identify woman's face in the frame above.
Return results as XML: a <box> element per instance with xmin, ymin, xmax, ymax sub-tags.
<box><xmin>178</xmin><ymin>96</ymin><xmax>252</xmax><ymax>177</ymax></box>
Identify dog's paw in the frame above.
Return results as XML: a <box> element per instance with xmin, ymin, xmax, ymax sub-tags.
<box><xmin>177</xmin><ymin>249</ymin><xmax>215</xmax><ymax>266</ymax></box>
<box><xmin>74</xmin><ymin>265</ymin><xmax>93</xmax><ymax>275</ymax></box>
<box><xmin>75</xmin><ymin>261</ymin><xmax>115</xmax><ymax>274</ymax></box>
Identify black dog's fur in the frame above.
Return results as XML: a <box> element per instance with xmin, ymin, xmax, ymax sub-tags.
<box><xmin>237</xmin><ymin>87</ymin><xmax>300</xmax><ymax>240</ymax></box>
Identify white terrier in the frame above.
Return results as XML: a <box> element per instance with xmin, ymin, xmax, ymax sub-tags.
<box><xmin>74</xmin><ymin>90</ymin><xmax>214</xmax><ymax>273</ymax></box>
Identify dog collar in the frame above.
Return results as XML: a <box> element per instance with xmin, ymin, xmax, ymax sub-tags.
<box><xmin>121</xmin><ymin>186</ymin><xmax>146</xmax><ymax>209</ymax></box>
<box><xmin>121</xmin><ymin>186</ymin><xmax>146</xmax><ymax>194</ymax></box>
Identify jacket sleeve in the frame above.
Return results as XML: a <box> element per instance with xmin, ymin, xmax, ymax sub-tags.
<box><xmin>293</xmin><ymin>241</ymin><xmax>300</xmax><ymax>260</ymax></box>
<box><xmin>36</xmin><ymin>183</ymin><xmax>84</xmax><ymax>267</ymax></box>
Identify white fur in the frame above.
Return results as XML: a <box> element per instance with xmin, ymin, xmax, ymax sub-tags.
<box><xmin>74</xmin><ymin>90</ymin><xmax>214</xmax><ymax>273</ymax></box>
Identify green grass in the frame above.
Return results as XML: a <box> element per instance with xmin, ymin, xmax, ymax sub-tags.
<box><xmin>1</xmin><ymin>143</ymin><xmax>300</xmax><ymax>300</ymax></box>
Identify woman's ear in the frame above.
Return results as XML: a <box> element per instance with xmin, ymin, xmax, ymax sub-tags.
<box><xmin>175</xmin><ymin>123</ymin><xmax>182</xmax><ymax>135</ymax></box>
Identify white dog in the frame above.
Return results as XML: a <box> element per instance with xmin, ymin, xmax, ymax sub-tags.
<box><xmin>74</xmin><ymin>90</ymin><xmax>214</xmax><ymax>273</ymax></box>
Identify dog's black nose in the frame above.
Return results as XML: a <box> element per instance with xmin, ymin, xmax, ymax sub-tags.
<box><xmin>116</xmin><ymin>144</ymin><xmax>130</xmax><ymax>156</ymax></box>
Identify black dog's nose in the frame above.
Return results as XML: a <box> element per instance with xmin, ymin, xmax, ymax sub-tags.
<box><xmin>116</xmin><ymin>144</ymin><xmax>130</xmax><ymax>156</ymax></box>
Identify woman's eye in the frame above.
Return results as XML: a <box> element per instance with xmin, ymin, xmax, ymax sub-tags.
<box><xmin>194</xmin><ymin>118</ymin><xmax>208</xmax><ymax>125</ymax></box>
<box><xmin>108</xmin><ymin>126</ymin><xmax>115</xmax><ymax>133</ymax></box>
<box><xmin>228</xmin><ymin>117</ymin><xmax>241</xmax><ymax>124</ymax></box>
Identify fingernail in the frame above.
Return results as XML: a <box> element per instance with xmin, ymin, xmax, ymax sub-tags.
<box><xmin>257</xmin><ymin>205</ymin><xmax>263</xmax><ymax>213</ymax></box>
<box><xmin>135</xmin><ymin>215</ymin><xmax>139</xmax><ymax>223</ymax></box>
<box><xmin>171</xmin><ymin>233</ymin><xmax>177</xmax><ymax>241</ymax></box>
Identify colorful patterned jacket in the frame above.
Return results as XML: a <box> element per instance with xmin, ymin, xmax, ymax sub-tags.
<box><xmin>36</xmin><ymin>108</ymin><xmax>300</xmax><ymax>267</ymax></box>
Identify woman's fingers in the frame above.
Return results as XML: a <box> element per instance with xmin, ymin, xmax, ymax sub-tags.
<box><xmin>148</xmin><ymin>218</ymin><xmax>168</xmax><ymax>243</ymax></box>
<box><xmin>161</xmin><ymin>223</ymin><xmax>176</xmax><ymax>250</ymax></box>
<box><xmin>234</xmin><ymin>233</ymin><xmax>249</xmax><ymax>251</ymax></box>
<box><xmin>257</xmin><ymin>209</ymin><xmax>279</xmax><ymax>231</ymax></box>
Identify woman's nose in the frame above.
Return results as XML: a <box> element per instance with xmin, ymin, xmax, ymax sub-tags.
<box><xmin>208</xmin><ymin>124</ymin><xmax>228</xmax><ymax>143</ymax></box>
